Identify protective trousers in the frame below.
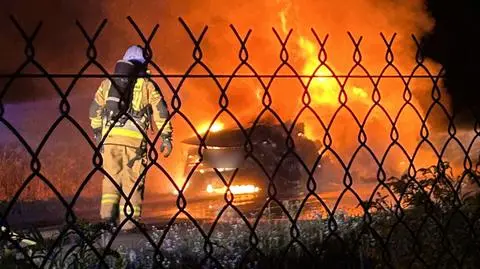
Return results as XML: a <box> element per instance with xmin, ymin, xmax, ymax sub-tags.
<box><xmin>100</xmin><ymin>143</ymin><xmax>146</xmax><ymax>231</ymax></box>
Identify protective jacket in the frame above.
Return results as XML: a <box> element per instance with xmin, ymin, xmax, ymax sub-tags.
<box><xmin>89</xmin><ymin>75</ymin><xmax>173</xmax><ymax>148</ymax></box>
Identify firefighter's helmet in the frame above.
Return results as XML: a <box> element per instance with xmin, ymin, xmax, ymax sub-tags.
<box><xmin>122</xmin><ymin>45</ymin><xmax>146</xmax><ymax>64</ymax></box>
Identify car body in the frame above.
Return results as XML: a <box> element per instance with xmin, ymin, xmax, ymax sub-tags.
<box><xmin>178</xmin><ymin>122</ymin><xmax>322</xmax><ymax>201</ymax></box>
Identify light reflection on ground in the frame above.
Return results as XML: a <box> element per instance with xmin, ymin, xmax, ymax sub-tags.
<box><xmin>141</xmin><ymin>182</ymin><xmax>385</xmax><ymax>223</ymax></box>
<box><xmin>5</xmin><ymin>182</ymin><xmax>390</xmax><ymax>229</ymax></box>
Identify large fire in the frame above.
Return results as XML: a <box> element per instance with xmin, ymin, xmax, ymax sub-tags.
<box><xmin>272</xmin><ymin>0</ymin><xmax>447</xmax><ymax>179</ymax></box>
<box><xmin>157</xmin><ymin>0</ymin><xmax>451</xmax><ymax>203</ymax></box>
<box><xmin>101</xmin><ymin>1</ymin><xmax>456</xmax><ymax>216</ymax></box>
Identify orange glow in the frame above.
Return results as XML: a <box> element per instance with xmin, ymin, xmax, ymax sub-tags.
<box><xmin>206</xmin><ymin>184</ymin><xmax>261</xmax><ymax>195</ymax></box>
<box><xmin>171</xmin><ymin>182</ymin><xmax>191</xmax><ymax>195</ymax></box>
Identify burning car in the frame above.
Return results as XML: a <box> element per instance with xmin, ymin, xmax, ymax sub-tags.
<box><xmin>178</xmin><ymin>122</ymin><xmax>322</xmax><ymax>201</ymax></box>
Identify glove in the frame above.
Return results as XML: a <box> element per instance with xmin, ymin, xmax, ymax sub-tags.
<box><xmin>93</xmin><ymin>128</ymin><xmax>102</xmax><ymax>145</ymax></box>
<box><xmin>93</xmin><ymin>128</ymin><xmax>104</xmax><ymax>153</ymax></box>
<box><xmin>159</xmin><ymin>134</ymin><xmax>173</xmax><ymax>158</ymax></box>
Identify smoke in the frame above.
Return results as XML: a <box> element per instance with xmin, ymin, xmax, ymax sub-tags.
<box><xmin>1</xmin><ymin>1</ymin><xmax>439</xmax><ymax>107</ymax></box>
<box><xmin>0</xmin><ymin>0</ymin><xmax>105</xmax><ymax>102</ymax></box>
<box><xmin>102</xmin><ymin>0</ymin><xmax>443</xmax><ymax>137</ymax></box>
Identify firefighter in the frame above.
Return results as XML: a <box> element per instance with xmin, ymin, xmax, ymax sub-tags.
<box><xmin>89</xmin><ymin>45</ymin><xmax>173</xmax><ymax>232</ymax></box>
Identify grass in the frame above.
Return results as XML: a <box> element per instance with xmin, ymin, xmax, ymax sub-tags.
<box><xmin>0</xmin><ymin>143</ymin><xmax>98</xmax><ymax>202</ymax></box>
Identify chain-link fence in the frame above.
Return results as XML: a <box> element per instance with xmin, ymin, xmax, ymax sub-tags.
<box><xmin>1</xmin><ymin>16</ymin><xmax>480</xmax><ymax>268</ymax></box>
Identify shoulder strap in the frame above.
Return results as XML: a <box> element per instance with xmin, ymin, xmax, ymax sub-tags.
<box><xmin>131</xmin><ymin>78</ymin><xmax>145</xmax><ymax>112</ymax></box>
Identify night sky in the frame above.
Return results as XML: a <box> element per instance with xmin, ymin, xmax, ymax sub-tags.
<box><xmin>422</xmin><ymin>0</ymin><xmax>480</xmax><ymax>128</ymax></box>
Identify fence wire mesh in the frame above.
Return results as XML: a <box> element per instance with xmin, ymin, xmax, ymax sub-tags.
<box><xmin>1</xmin><ymin>16</ymin><xmax>480</xmax><ymax>269</ymax></box>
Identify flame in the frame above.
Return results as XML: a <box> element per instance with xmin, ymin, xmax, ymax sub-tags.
<box><xmin>206</xmin><ymin>184</ymin><xmax>260</xmax><ymax>195</ymax></box>
<box><xmin>298</xmin><ymin>36</ymin><xmax>370</xmax><ymax>107</ymax></box>
<box><xmin>255</xmin><ymin>87</ymin><xmax>262</xmax><ymax>101</ymax></box>
<box><xmin>277</xmin><ymin>0</ymin><xmax>440</xmax><ymax>176</ymax></box>
<box><xmin>197</xmin><ymin>122</ymin><xmax>224</xmax><ymax>134</ymax></box>
<box><xmin>277</xmin><ymin>0</ymin><xmax>291</xmax><ymax>34</ymax></box>
<box><xmin>352</xmin><ymin>87</ymin><xmax>368</xmax><ymax>98</ymax></box>
<box><xmin>279</xmin><ymin>11</ymin><xmax>288</xmax><ymax>34</ymax></box>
